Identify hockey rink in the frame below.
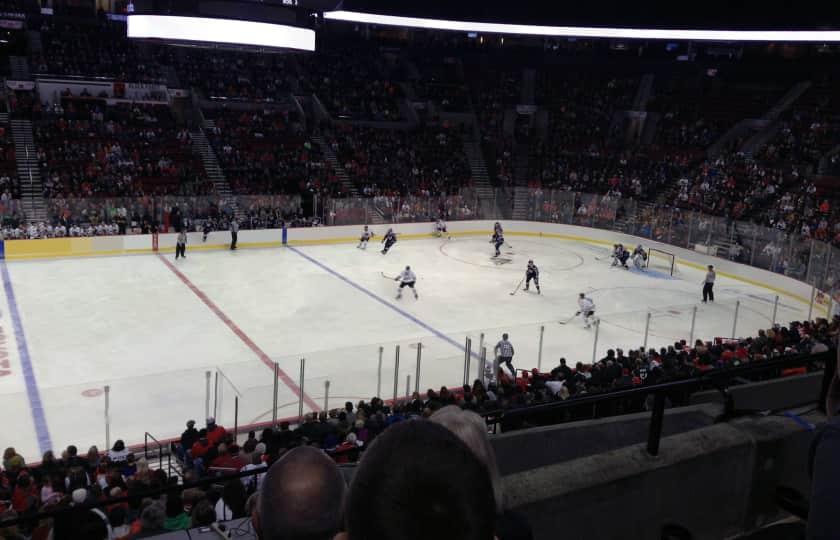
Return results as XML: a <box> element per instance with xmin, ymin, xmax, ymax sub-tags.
<box><xmin>0</xmin><ymin>235</ymin><xmax>818</xmax><ymax>461</ymax></box>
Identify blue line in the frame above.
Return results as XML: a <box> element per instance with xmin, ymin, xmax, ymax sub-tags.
<box><xmin>288</xmin><ymin>246</ymin><xmax>481</xmax><ymax>359</ymax></box>
<box><xmin>1</xmin><ymin>262</ymin><xmax>52</xmax><ymax>453</ymax></box>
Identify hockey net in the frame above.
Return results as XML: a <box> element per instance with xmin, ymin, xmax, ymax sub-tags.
<box><xmin>646</xmin><ymin>248</ymin><xmax>677</xmax><ymax>276</ymax></box>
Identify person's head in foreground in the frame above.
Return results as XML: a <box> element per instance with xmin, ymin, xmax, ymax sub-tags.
<box><xmin>254</xmin><ymin>445</ymin><xmax>346</xmax><ymax>540</ymax></box>
<box><xmin>336</xmin><ymin>419</ymin><xmax>497</xmax><ymax>540</ymax></box>
<box><xmin>430</xmin><ymin>405</ymin><xmax>504</xmax><ymax>514</ymax></box>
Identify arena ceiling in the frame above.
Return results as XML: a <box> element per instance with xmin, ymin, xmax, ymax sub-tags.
<box><xmin>335</xmin><ymin>0</ymin><xmax>837</xmax><ymax>30</ymax></box>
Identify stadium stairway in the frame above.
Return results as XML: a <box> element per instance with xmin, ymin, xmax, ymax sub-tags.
<box><xmin>8</xmin><ymin>56</ymin><xmax>30</xmax><ymax>80</ymax></box>
<box><xmin>511</xmin><ymin>188</ymin><xmax>530</xmax><ymax>220</ymax></box>
<box><xmin>190</xmin><ymin>127</ymin><xmax>242</xmax><ymax>219</ymax></box>
<box><xmin>740</xmin><ymin>81</ymin><xmax>812</xmax><ymax>157</ymax></box>
<box><xmin>310</xmin><ymin>135</ymin><xmax>358</xmax><ymax>197</ymax></box>
<box><xmin>463</xmin><ymin>139</ymin><xmax>498</xmax><ymax>218</ymax></box>
<box><xmin>310</xmin><ymin>135</ymin><xmax>387</xmax><ymax>224</ymax></box>
<box><xmin>632</xmin><ymin>73</ymin><xmax>655</xmax><ymax>111</ymax></box>
<box><xmin>10</xmin><ymin>118</ymin><xmax>47</xmax><ymax>222</ymax></box>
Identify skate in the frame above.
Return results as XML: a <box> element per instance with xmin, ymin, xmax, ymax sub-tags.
<box><xmin>524</xmin><ymin>286</ymin><xmax>529</xmax><ymax>291</ymax></box>
<box><xmin>537</xmin><ymin>287</ymin><xmax>541</xmax><ymax>294</ymax></box>
<box><xmin>396</xmin><ymin>292</ymin><xmax>402</xmax><ymax>300</ymax></box>
<box><xmin>413</xmin><ymin>290</ymin><xmax>418</xmax><ymax>299</ymax></box>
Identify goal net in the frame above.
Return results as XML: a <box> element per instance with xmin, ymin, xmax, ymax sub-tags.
<box><xmin>646</xmin><ymin>248</ymin><xmax>677</xmax><ymax>276</ymax></box>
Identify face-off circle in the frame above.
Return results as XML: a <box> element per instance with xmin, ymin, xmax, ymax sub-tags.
<box><xmin>439</xmin><ymin>237</ymin><xmax>585</xmax><ymax>272</ymax></box>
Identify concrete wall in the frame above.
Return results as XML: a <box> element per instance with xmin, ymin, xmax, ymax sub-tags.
<box><xmin>691</xmin><ymin>372</ymin><xmax>825</xmax><ymax>412</ymax></box>
<box><xmin>503</xmin><ymin>411</ymin><xmax>821</xmax><ymax>540</ymax></box>
<box><xmin>2</xmin><ymin>220</ymin><xmax>829</xmax><ymax>315</ymax></box>
<box><xmin>492</xmin><ymin>404</ymin><xmax>718</xmax><ymax>475</ymax></box>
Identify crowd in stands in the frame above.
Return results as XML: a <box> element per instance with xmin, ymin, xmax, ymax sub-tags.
<box><xmin>33</xmin><ymin>19</ymin><xmax>165</xmax><ymax>83</ymax></box>
<box><xmin>0</xmin><ymin>406</ymin><xmax>525</xmax><ymax>540</ymax></box>
<box><xmin>157</xmin><ymin>48</ymin><xmax>296</xmax><ymax>103</ymax></box>
<box><xmin>205</xmin><ymin>108</ymin><xmax>341</xmax><ymax>197</ymax></box>
<box><xmin>331</xmin><ymin>122</ymin><xmax>472</xmax><ymax>197</ymax></box>
<box><xmin>299</xmin><ymin>44</ymin><xmax>405</xmax><ymax>121</ymax></box>
<box><xmin>36</xmin><ymin>98</ymin><xmax>210</xmax><ymax>198</ymax></box>
<box><xmin>2</xmin><ymin>17</ymin><xmax>840</xmax><ymax>256</ymax></box>
<box><xmin>0</xmin><ymin>124</ymin><xmax>20</xmax><ymax>200</ymax></box>
<box><xmin>1</xmin><ymin>312</ymin><xmax>835</xmax><ymax>538</ymax></box>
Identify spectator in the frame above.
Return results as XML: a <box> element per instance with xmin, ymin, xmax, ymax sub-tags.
<box><xmin>253</xmin><ymin>446</ymin><xmax>346</xmax><ymax>540</ymax></box>
<box><xmin>215</xmin><ymin>479</ymin><xmax>246</xmax><ymax>521</ymax></box>
<box><xmin>191</xmin><ymin>499</ymin><xmax>217</xmax><ymax>528</ymax></box>
<box><xmin>808</xmin><ymin>351</ymin><xmax>840</xmax><ymax>539</ymax></box>
<box><xmin>164</xmin><ymin>492</ymin><xmax>190</xmax><ymax>531</ymax></box>
<box><xmin>431</xmin><ymin>406</ymin><xmax>533</xmax><ymax>540</ymax></box>
<box><xmin>134</xmin><ymin>502</ymin><xmax>166</xmax><ymax>538</ymax></box>
<box><xmin>180</xmin><ymin>420</ymin><xmax>199</xmax><ymax>454</ymax></box>
<box><xmin>206</xmin><ymin>417</ymin><xmax>227</xmax><ymax>446</ymax></box>
<box><xmin>338</xmin><ymin>420</ymin><xmax>497</xmax><ymax>540</ymax></box>
<box><xmin>107</xmin><ymin>440</ymin><xmax>130</xmax><ymax>462</ymax></box>
<box><xmin>2</xmin><ymin>448</ymin><xmax>24</xmax><ymax>476</ymax></box>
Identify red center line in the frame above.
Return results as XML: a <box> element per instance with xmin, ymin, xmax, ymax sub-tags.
<box><xmin>157</xmin><ymin>253</ymin><xmax>320</xmax><ymax>413</ymax></box>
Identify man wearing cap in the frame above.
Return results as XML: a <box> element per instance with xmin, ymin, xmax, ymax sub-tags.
<box><xmin>179</xmin><ymin>420</ymin><xmax>199</xmax><ymax>463</ymax></box>
<box><xmin>206</xmin><ymin>417</ymin><xmax>227</xmax><ymax>447</ymax></box>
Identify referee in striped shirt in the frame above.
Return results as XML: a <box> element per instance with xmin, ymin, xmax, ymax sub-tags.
<box><xmin>495</xmin><ymin>333</ymin><xmax>516</xmax><ymax>379</ymax></box>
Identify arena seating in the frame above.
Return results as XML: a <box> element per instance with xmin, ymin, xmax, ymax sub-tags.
<box><xmin>158</xmin><ymin>47</ymin><xmax>296</xmax><ymax>103</ymax></box>
<box><xmin>35</xmin><ymin>98</ymin><xmax>210</xmax><ymax>199</ymax></box>
<box><xmin>204</xmin><ymin>108</ymin><xmax>340</xmax><ymax>196</ymax></box>
<box><xmin>0</xmin><ymin>313</ymin><xmax>832</xmax><ymax>538</ymax></box>
<box><xmin>299</xmin><ymin>42</ymin><xmax>406</xmax><ymax>121</ymax></box>
<box><xmin>33</xmin><ymin>19</ymin><xmax>165</xmax><ymax>82</ymax></box>
<box><xmin>330</xmin><ymin>123</ymin><xmax>472</xmax><ymax>196</ymax></box>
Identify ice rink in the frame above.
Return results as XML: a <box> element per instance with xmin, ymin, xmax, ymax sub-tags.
<box><xmin>0</xmin><ymin>234</ymin><xmax>816</xmax><ymax>461</ymax></box>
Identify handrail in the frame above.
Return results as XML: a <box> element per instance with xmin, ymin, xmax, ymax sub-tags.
<box><xmin>143</xmin><ymin>431</ymin><xmax>167</xmax><ymax>476</ymax></box>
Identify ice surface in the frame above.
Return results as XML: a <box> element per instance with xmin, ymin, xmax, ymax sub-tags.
<box><xmin>0</xmin><ymin>236</ymin><xmax>813</xmax><ymax>461</ymax></box>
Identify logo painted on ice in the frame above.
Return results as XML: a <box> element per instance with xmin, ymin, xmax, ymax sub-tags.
<box><xmin>491</xmin><ymin>257</ymin><xmax>513</xmax><ymax>265</ymax></box>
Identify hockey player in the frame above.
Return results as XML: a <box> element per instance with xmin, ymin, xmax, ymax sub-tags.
<box><xmin>576</xmin><ymin>293</ymin><xmax>596</xmax><ymax>329</ymax></box>
<box><xmin>632</xmin><ymin>244</ymin><xmax>647</xmax><ymax>270</ymax></box>
<box><xmin>492</xmin><ymin>222</ymin><xmax>505</xmax><ymax>257</ymax></box>
<box><xmin>395</xmin><ymin>265</ymin><xmax>418</xmax><ymax>299</ymax></box>
<box><xmin>176</xmin><ymin>229</ymin><xmax>187</xmax><ymax>260</ymax></box>
<box><xmin>612</xmin><ymin>243</ymin><xmax>629</xmax><ymax>269</ymax></box>
<box><xmin>524</xmin><ymin>260</ymin><xmax>541</xmax><ymax>294</ymax></box>
<box><xmin>381</xmin><ymin>228</ymin><xmax>397</xmax><ymax>254</ymax></box>
<box><xmin>435</xmin><ymin>219</ymin><xmax>447</xmax><ymax>238</ymax></box>
<box><xmin>358</xmin><ymin>225</ymin><xmax>374</xmax><ymax>249</ymax></box>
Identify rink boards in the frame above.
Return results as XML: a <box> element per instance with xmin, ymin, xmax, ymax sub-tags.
<box><xmin>0</xmin><ymin>220</ymin><xmax>830</xmax><ymax>313</ymax></box>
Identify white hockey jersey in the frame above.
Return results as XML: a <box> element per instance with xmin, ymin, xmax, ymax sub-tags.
<box><xmin>398</xmin><ymin>269</ymin><xmax>417</xmax><ymax>283</ymax></box>
<box><xmin>578</xmin><ymin>296</ymin><xmax>596</xmax><ymax>312</ymax></box>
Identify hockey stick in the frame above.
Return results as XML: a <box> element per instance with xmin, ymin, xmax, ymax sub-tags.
<box><xmin>380</xmin><ymin>272</ymin><xmax>398</xmax><ymax>280</ymax></box>
<box><xmin>509</xmin><ymin>277</ymin><xmax>525</xmax><ymax>296</ymax></box>
<box><xmin>557</xmin><ymin>314</ymin><xmax>577</xmax><ymax>325</ymax></box>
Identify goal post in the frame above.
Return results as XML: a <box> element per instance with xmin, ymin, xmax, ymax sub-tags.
<box><xmin>646</xmin><ymin>248</ymin><xmax>677</xmax><ymax>276</ymax></box>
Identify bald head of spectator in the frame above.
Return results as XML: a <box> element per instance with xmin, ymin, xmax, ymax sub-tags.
<box><xmin>253</xmin><ymin>446</ymin><xmax>345</xmax><ymax>540</ymax></box>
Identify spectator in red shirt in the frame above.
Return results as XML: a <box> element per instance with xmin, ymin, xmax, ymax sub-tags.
<box><xmin>11</xmin><ymin>473</ymin><xmax>38</xmax><ymax>513</ymax></box>
<box><xmin>205</xmin><ymin>417</ymin><xmax>227</xmax><ymax>447</ymax></box>
<box><xmin>190</xmin><ymin>433</ymin><xmax>211</xmax><ymax>460</ymax></box>
<box><xmin>211</xmin><ymin>444</ymin><xmax>245</xmax><ymax>471</ymax></box>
